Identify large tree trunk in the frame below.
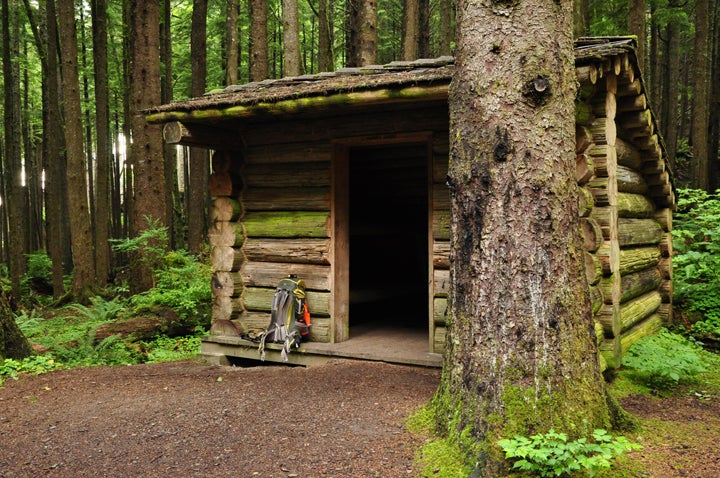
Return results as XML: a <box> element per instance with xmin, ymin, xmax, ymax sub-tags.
<box><xmin>628</xmin><ymin>0</ymin><xmax>646</xmax><ymax>65</ymax></box>
<box><xmin>58</xmin><ymin>0</ymin><xmax>96</xmax><ymax>297</ymax></box>
<box><xmin>356</xmin><ymin>0</ymin><xmax>377</xmax><ymax>65</ymax></box>
<box><xmin>129</xmin><ymin>0</ymin><xmax>166</xmax><ymax>293</ymax></box>
<box><xmin>691</xmin><ymin>0</ymin><xmax>710</xmax><ymax>190</ymax></box>
<box><xmin>574</xmin><ymin>0</ymin><xmax>590</xmax><ymax>37</ymax></box>
<box><xmin>188</xmin><ymin>0</ymin><xmax>208</xmax><ymax>255</ymax></box>
<box><xmin>249</xmin><ymin>0</ymin><xmax>268</xmax><ymax>81</ymax></box>
<box><xmin>0</xmin><ymin>293</ymin><xmax>33</xmax><ymax>360</ymax></box>
<box><xmin>91</xmin><ymin>0</ymin><xmax>111</xmax><ymax>285</ymax></box>
<box><xmin>282</xmin><ymin>0</ymin><xmax>302</xmax><ymax>76</ymax></box>
<box><xmin>438</xmin><ymin>0</ymin><xmax>453</xmax><ymax>56</ymax></box>
<box><xmin>2</xmin><ymin>0</ymin><xmax>27</xmax><ymax>297</ymax></box>
<box><xmin>709</xmin><ymin>0</ymin><xmax>720</xmax><ymax>190</ymax></box>
<box><xmin>317</xmin><ymin>0</ymin><xmax>334</xmax><ymax>71</ymax></box>
<box><xmin>662</xmin><ymin>2</ymin><xmax>682</xmax><ymax>169</ymax></box>
<box><xmin>436</xmin><ymin>1</ymin><xmax>609</xmax><ymax>474</ymax></box>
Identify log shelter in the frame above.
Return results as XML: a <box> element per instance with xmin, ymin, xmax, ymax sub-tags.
<box><xmin>145</xmin><ymin>37</ymin><xmax>674</xmax><ymax>368</ymax></box>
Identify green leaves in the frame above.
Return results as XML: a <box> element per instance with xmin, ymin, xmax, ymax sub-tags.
<box><xmin>498</xmin><ymin>429</ymin><xmax>641</xmax><ymax>477</ymax></box>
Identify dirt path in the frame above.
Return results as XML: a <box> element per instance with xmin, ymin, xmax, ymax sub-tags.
<box><xmin>0</xmin><ymin>360</ymin><xmax>440</xmax><ymax>478</ymax></box>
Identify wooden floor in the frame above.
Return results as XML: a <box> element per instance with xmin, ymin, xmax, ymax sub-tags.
<box><xmin>201</xmin><ymin>325</ymin><xmax>443</xmax><ymax>368</ymax></box>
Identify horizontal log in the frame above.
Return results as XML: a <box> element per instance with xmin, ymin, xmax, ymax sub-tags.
<box><xmin>434</xmin><ymin>297</ymin><xmax>448</xmax><ymax>326</ymax></box>
<box><xmin>596</xmin><ymin>241</ymin><xmax>620</xmax><ymax>275</ymax></box>
<box><xmin>243</xmin><ymin>238</ymin><xmax>330</xmax><ymax>265</ymax></box>
<box><xmin>434</xmin><ymin>269</ymin><xmax>449</xmax><ymax>297</ymax></box>
<box><xmin>243</xmin><ymin>161</ymin><xmax>331</xmax><ymax>188</ymax></box>
<box><xmin>209</xmin><ymin>319</ymin><xmax>242</xmax><ymax>337</ymax></box>
<box><xmin>604</xmin><ymin>290</ymin><xmax>662</xmax><ymax>336</ymax></box>
<box><xmin>615</xmin><ymin>137</ymin><xmax>643</xmax><ymax>170</ymax></box>
<box><xmin>575</xmin><ymin>125</ymin><xmax>593</xmax><ymax>154</ymax></box>
<box><xmin>620</xmin><ymin>314</ymin><xmax>663</xmax><ymax>356</ymax></box>
<box><xmin>245</xmin><ymin>141</ymin><xmax>332</xmax><ymax>165</ymax></box>
<box><xmin>657</xmin><ymin>303</ymin><xmax>672</xmax><ymax>324</ymax></box>
<box><xmin>210</xmin><ymin>245</ymin><xmax>244</xmax><ymax>272</ymax></box>
<box><xmin>208</xmin><ymin>172</ymin><xmax>241</xmax><ymax>197</ymax></box>
<box><xmin>587</xmin><ymin>143</ymin><xmax>615</xmax><ymax>177</ymax></box>
<box><xmin>212</xmin><ymin>271</ymin><xmax>243</xmax><ymax>297</ymax></box>
<box><xmin>616</xmin><ymin>78</ymin><xmax>642</xmax><ymax>97</ymax></box>
<box><xmin>434</xmin><ymin>240</ymin><xmax>450</xmax><ymax>268</ymax></box>
<box><xmin>590</xmin><ymin>286</ymin><xmax>603</xmax><ymax>315</ymax></box>
<box><xmin>240</xmin><ymin>261</ymin><xmax>331</xmax><ymax>291</ymax></box>
<box><xmin>433</xmin><ymin>183</ymin><xmax>451</xmax><ymax>211</ymax></box>
<box><xmin>242</xmin><ymin>186</ymin><xmax>331</xmax><ymax>211</ymax></box>
<box><xmin>617</xmin><ymin>94</ymin><xmax>646</xmax><ymax>114</ymax></box>
<box><xmin>618</xmin><ymin>218</ymin><xmax>663</xmax><ymax>247</ymax></box>
<box><xmin>591</xmin><ymin>90</ymin><xmax>617</xmax><ymax>119</ymax></box>
<box><xmin>577</xmin><ymin>186</ymin><xmax>594</xmax><ymax>217</ymax></box>
<box><xmin>212</xmin><ymin>295</ymin><xmax>238</xmax><ymax>323</ymax></box>
<box><xmin>590</xmin><ymin>116</ymin><xmax>616</xmax><ymax>146</ymax></box>
<box><xmin>243</xmin><ymin>286</ymin><xmax>331</xmax><ymax>317</ymax></box>
<box><xmin>617</xmin><ymin>193</ymin><xmax>655</xmax><ymax>218</ymax></box>
<box><xmin>210</xmin><ymin>197</ymin><xmax>243</xmax><ymax>222</ymax></box>
<box><xmin>618</xmin><ymin>246</ymin><xmax>661</xmax><ymax>276</ymax></box>
<box><xmin>434</xmin><ymin>210</ymin><xmax>450</xmax><ymax>240</ymax></box>
<box><xmin>208</xmin><ymin>221</ymin><xmax>245</xmax><ymax>247</ymax></box>
<box><xmin>238</xmin><ymin>311</ymin><xmax>331</xmax><ymax>342</ymax></box>
<box><xmin>659</xmin><ymin>279</ymin><xmax>673</xmax><ymax>303</ymax></box>
<box><xmin>576</xmin><ymin>65</ymin><xmax>598</xmax><ymax>85</ymax></box>
<box><xmin>617</xmin><ymin>109</ymin><xmax>651</xmax><ymax>131</ymax></box>
<box><xmin>659</xmin><ymin>232</ymin><xmax>672</xmax><ymax>257</ymax></box>
<box><xmin>244</xmin><ymin>211</ymin><xmax>330</xmax><ymax>238</ymax></box>
<box><xmin>659</xmin><ymin>257</ymin><xmax>672</xmax><ymax>280</ymax></box>
<box><xmin>616</xmin><ymin>165</ymin><xmax>648</xmax><ymax>194</ymax></box>
<box><xmin>601</xmin><ymin>267</ymin><xmax>661</xmax><ymax>305</ymax></box>
<box><xmin>575</xmin><ymin>101</ymin><xmax>596</xmax><ymax>126</ymax></box>
<box><xmin>581</xmin><ymin>217</ymin><xmax>603</xmax><ymax>252</ymax></box>
<box><xmin>597</xmin><ymin>304</ymin><xmax>619</xmax><ymax>337</ymax></box>
<box><xmin>433</xmin><ymin>154</ymin><xmax>450</xmax><ymax>183</ymax></box>
<box><xmin>163</xmin><ymin>121</ymin><xmax>244</xmax><ymax>149</ymax></box>
<box><xmin>655</xmin><ymin>208</ymin><xmax>672</xmax><ymax>232</ymax></box>
<box><xmin>587</xmin><ymin>176</ymin><xmax>616</xmax><ymax>206</ymax></box>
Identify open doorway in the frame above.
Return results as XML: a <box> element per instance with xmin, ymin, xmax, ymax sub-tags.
<box><xmin>347</xmin><ymin>143</ymin><xmax>429</xmax><ymax>334</ymax></box>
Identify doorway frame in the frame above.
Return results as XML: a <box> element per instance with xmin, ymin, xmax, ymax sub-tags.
<box><xmin>330</xmin><ymin>132</ymin><xmax>434</xmax><ymax>345</ymax></box>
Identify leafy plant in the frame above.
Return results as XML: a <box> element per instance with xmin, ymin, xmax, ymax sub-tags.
<box><xmin>111</xmin><ymin>216</ymin><xmax>169</xmax><ymax>289</ymax></box>
<box><xmin>0</xmin><ymin>355</ymin><xmax>61</xmax><ymax>386</ymax></box>
<box><xmin>143</xmin><ymin>333</ymin><xmax>203</xmax><ymax>363</ymax></box>
<box><xmin>498</xmin><ymin>429</ymin><xmax>641</xmax><ymax>477</ymax></box>
<box><xmin>621</xmin><ymin>329</ymin><xmax>708</xmax><ymax>389</ymax></box>
<box><xmin>672</xmin><ymin>189</ymin><xmax>720</xmax><ymax>342</ymax></box>
<box><xmin>65</xmin><ymin>296</ymin><xmax>126</xmax><ymax>323</ymax></box>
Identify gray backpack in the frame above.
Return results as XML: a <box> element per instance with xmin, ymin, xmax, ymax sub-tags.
<box><xmin>258</xmin><ymin>275</ymin><xmax>311</xmax><ymax>361</ymax></box>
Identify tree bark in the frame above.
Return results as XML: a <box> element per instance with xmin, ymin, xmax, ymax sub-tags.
<box><xmin>437</xmin><ymin>1</ymin><xmax>609</xmax><ymax>473</ymax></box>
<box><xmin>628</xmin><ymin>0</ymin><xmax>646</xmax><ymax>65</ymax></box>
<box><xmin>2</xmin><ymin>0</ymin><xmax>26</xmax><ymax>296</ymax></box>
<box><xmin>438</xmin><ymin>0</ymin><xmax>453</xmax><ymax>56</ymax></box>
<box><xmin>129</xmin><ymin>0</ymin><xmax>166</xmax><ymax>293</ymax></box>
<box><xmin>661</xmin><ymin>1</ymin><xmax>682</xmax><ymax>169</ymax></box>
<box><xmin>282</xmin><ymin>0</ymin><xmax>302</xmax><ymax>76</ymax></box>
<box><xmin>225</xmin><ymin>0</ymin><xmax>239</xmax><ymax>85</ymax></box>
<box><xmin>356</xmin><ymin>0</ymin><xmax>377</xmax><ymax>65</ymax></box>
<box><xmin>574</xmin><ymin>0</ymin><xmax>590</xmax><ymax>37</ymax></box>
<box><xmin>249</xmin><ymin>0</ymin><xmax>268</xmax><ymax>81</ymax></box>
<box><xmin>401</xmin><ymin>0</ymin><xmax>419</xmax><ymax>60</ymax></box>
<box><xmin>57</xmin><ymin>0</ymin><xmax>96</xmax><ymax>297</ymax></box>
<box><xmin>317</xmin><ymin>0</ymin><xmax>334</xmax><ymax>71</ymax></box>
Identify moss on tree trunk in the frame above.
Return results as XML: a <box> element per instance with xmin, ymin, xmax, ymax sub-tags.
<box><xmin>437</xmin><ymin>1</ymin><xmax>610</xmax><ymax>474</ymax></box>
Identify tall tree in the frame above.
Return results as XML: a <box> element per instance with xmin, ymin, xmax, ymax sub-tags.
<box><xmin>128</xmin><ymin>0</ymin><xmax>166</xmax><ymax>292</ymax></box>
<box><xmin>574</xmin><ymin>0</ymin><xmax>590</xmax><ymax>37</ymax></box>
<box><xmin>1</xmin><ymin>292</ymin><xmax>33</xmax><ymax>360</ymax></box>
<box><xmin>188</xmin><ymin>0</ymin><xmax>208</xmax><ymax>254</ymax></box>
<box><xmin>249</xmin><ymin>0</ymin><xmax>268</xmax><ymax>80</ymax></box>
<box><xmin>436</xmin><ymin>0</ymin><xmax>609</xmax><ymax>473</ymax></box>
<box><xmin>282</xmin><ymin>0</ymin><xmax>301</xmax><ymax>76</ymax></box>
<box><xmin>628</xmin><ymin>0</ymin><xmax>646</xmax><ymax>68</ymax></box>
<box><xmin>438</xmin><ymin>0</ymin><xmax>453</xmax><ymax>56</ymax></box>
<box><xmin>57</xmin><ymin>0</ymin><xmax>96</xmax><ymax>297</ymax></box>
<box><xmin>160</xmin><ymin>0</ymin><xmax>179</xmax><ymax>247</ymax></box>
<box><xmin>317</xmin><ymin>0</ymin><xmax>334</xmax><ymax>71</ymax></box>
<box><xmin>2</xmin><ymin>0</ymin><xmax>26</xmax><ymax>297</ymax></box>
<box><xmin>692</xmin><ymin>0</ymin><xmax>711</xmax><ymax>190</ymax></box>
<box><xmin>357</xmin><ymin>0</ymin><xmax>377</xmax><ymax>65</ymax></box>
<box><xmin>91</xmin><ymin>0</ymin><xmax>111</xmax><ymax>285</ymax></box>
<box><xmin>225</xmin><ymin>0</ymin><xmax>239</xmax><ymax>85</ymax></box>
<box><xmin>401</xmin><ymin>0</ymin><xmax>419</xmax><ymax>60</ymax></box>
<box><xmin>662</xmin><ymin>0</ymin><xmax>682</xmax><ymax>169</ymax></box>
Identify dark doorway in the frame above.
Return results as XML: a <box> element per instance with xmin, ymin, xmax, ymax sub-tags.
<box><xmin>348</xmin><ymin>143</ymin><xmax>429</xmax><ymax>331</ymax></box>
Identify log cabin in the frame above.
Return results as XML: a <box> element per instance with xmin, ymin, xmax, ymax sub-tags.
<box><xmin>145</xmin><ymin>37</ymin><xmax>674</xmax><ymax>369</ymax></box>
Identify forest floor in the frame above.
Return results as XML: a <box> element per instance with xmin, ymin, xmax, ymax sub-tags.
<box><xmin>0</xmin><ymin>359</ymin><xmax>719</xmax><ymax>477</ymax></box>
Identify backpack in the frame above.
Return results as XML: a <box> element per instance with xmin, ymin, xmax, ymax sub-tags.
<box><xmin>259</xmin><ymin>275</ymin><xmax>311</xmax><ymax>361</ymax></box>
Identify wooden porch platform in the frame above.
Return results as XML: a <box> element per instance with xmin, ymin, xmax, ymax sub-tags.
<box><xmin>200</xmin><ymin>325</ymin><xmax>443</xmax><ymax>368</ymax></box>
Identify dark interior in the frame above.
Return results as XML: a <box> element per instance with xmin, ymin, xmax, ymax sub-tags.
<box><xmin>348</xmin><ymin>143</ymin><xmax>429</xmax><ymax>330</ymax></box>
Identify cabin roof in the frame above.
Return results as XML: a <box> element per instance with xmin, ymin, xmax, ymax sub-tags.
<box><xmin>145</xmin><ymin>37</ymin><xmax>638</xmax><ymax>121</ymax></box>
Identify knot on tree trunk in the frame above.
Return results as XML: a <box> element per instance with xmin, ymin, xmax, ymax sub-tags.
<box><xmin>523</xmin><ymin>75</ymin><xmax>552</xmax><ymax>106</ymax></box>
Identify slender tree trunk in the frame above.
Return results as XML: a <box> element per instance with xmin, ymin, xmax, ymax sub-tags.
<box><xmin>574</xmin><ymin>0</ymin><xmax>590</xmax><ymax>37</ymax></box>
<box><xmin>91</xmin><ymin>0</ymin><xmax>111</xmax><ymax>285</ymax></box>
<box><xmin>649</xmin><ymin>6</ymin><xmax>663</xmax><ymax>114</ymax></box>
<box><xmin>345</xmin><ymin>0</ymin><xmax>358</xmax><ymax>66</ymax></box>
<box><xmin>692</xmin><ymin>0</ymin><xmax>710</xmax><ymax>190</ymax></box>
<box><xmin>438</xmin><ymin>0</ymin><xmax>453</xmax><ymax>56</ymax></box>
<box><xmin>663</xmin><ymin>9</ymin><xmax>681</xmax><ymax>169</ymax></box>
<box><xmin>2</xmin><ymin>0</ymin><xmax>27</xmax><ymax>297</ymax></box>
<box><xmin>418</xmin><ymin>0</ymin><xmax>430</xmax><ymax>57</ymax></box>
<box><xmin>436</xmin><ymin>0</ymin><xmax>609</xmax><ymax>473</ymax></box>
<box><xmin>709</xmin><ymin>0</ymin><xmax>720</xmax><ymax>190</ymax></box>
<box><xmin>187</xmin><ymin>0</ymin><xmax>208</xmax><ymax>255</ymax></box>
<box><xmin>628</xmin><ymin>0</ymin><xmax>646</xmax><ymax>66</ymax></box>
<box><xmin>401</xmin><ymin>0</ymin><xmax>419</xmax><ymax>60</ymax></box>
<box><xmin>160</xmin><ymin>0</ymin><xmax>179</xmax><ymax>248</ymax></box>
<box><xmin>225</xmin><ymin>0</ymin><xmax>239</xmax><ymax>85</ymax></box>
<box><xmin>249</xmin><ymin>0</ymin><xmax>268</xmax><ymax>81</ymax></box>
<box><xmin>282</xmin><ymin>0</ymin><xmax>302</xmax><ymax>76</ymax></box>
<box><xmin>128</xmin><ymin>0</ymin><xmax>166</xmax><ymax>292</ymax></box>
<box><xmin>318</xmin><ymin>0</ymin><xmax>334</xmax><ymax>71</ymax></box>
<box><xmin>45</xmin><ymin>0</ymin><xmax>66</xmax><ymax>298</ymax></box>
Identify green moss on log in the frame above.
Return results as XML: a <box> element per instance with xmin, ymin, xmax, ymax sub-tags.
<box><xmin>243</xmin><ymin>211</ymin><xmax>330</xmax><ymax>238</ymax></box>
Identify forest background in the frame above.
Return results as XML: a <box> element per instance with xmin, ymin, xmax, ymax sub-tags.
<box><xmin>0</xmin><ymin>0</ymin><xmax>718</xmax><ymax>308</ymax></box>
